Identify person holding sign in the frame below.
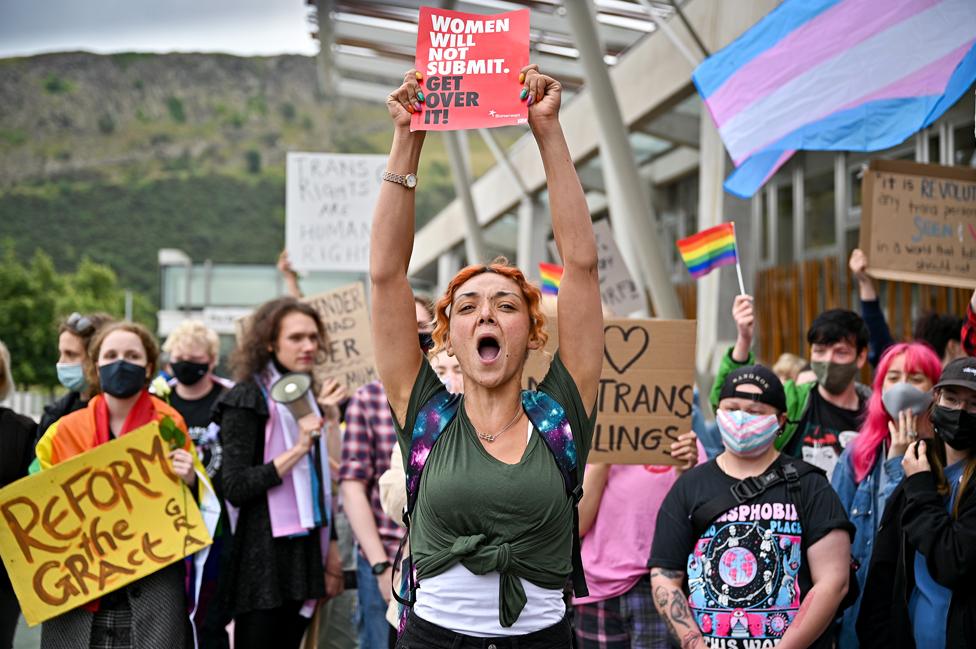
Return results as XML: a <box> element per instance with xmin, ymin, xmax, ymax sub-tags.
<box><xmin>650</xmin><ymin>365</ymin><xmax>854</xmax><ymax>649</ymax></box>
<box><xmin>572</xmin><ymin>436</ymin><xmax>703</xmax><ymax>649</ymax></box>
<box><xmin>371</xmin><ymin>65</ymin><xmax>603</xmax><ymax>646</ymax></box>
<box><xmin>214</xmin><ymin>297</ymin><xmax>343</xmax><ymax>649</ymax></box>
<box><xmin>32</xmin><ymin>322</ymin><xmax>219</xmax><ymax>649</ymax></box>
<box><xmin>339</xmin><ymin>296</ymin><xmax>434</xmax><ymax>649</ymax></box>
<box><xmin>856</xmin><ymin>357</ymin><xmax>976</xmax><ymax>649</ymax></box>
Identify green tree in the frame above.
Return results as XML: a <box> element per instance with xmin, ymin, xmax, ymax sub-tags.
<box><xmin>0</xmin><ymin>244</ymin><xmax>154</xmax><ymax>389</ymax></box>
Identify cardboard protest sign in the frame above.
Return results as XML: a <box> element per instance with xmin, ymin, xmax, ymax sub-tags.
<box><xmin>524</xmin><ymin>318</ymin><xmax>697</xmax><ymax>465</ymax></box>
<box><xmin>0</xmin><ymin>422</ymin><xmax>211</xmax><ymax>626</ymax></box>
<box><xmin>593</xmin><ymin>221</ymin><xmax>646</xmax><ymax>316</ymax></box>
<box><xmin>303</xmin><ymin>282</ymin><xmax>378</xmax><ymax>393</ymax></box>
<box><xmin>547</xmin><ymin>221</ymin><xmax>646</xmax><ymax>316</ymax></box>
<box><xmin>860</xmin><ymin>159</ymin><xmax>976</xmax><ymax>289</ymax></box>
<box><xmin>413</xmin><ymin>7</ymin><xmax>530</xmax><ymax>131</ymax></box>
<box><xmin>285</xmin><ymin>152</ymin><xmax>387</xmax><ymax>272</ymax></box>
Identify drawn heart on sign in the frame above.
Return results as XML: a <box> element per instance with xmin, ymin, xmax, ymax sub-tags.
<box><xmin>604</xmin><ymin>325</ymin><xmax>649</xmax><ymax>374</ymax></box>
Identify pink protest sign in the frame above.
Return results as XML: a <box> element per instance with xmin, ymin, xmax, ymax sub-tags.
<box><xmin>411</xmin><ymin>7</ymin><xmax>530</xmax><ymax>132</ymax></box>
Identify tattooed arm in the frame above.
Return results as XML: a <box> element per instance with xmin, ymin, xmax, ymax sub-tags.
<box><xmin>650</xmin><ymin>567</ymin><xmax>704</xmax><ymax>649</ymax></box>
<box><xmin>776</xmin><ymin>529</ymin><xmax>850</xmax><ymax>649</ymax></box>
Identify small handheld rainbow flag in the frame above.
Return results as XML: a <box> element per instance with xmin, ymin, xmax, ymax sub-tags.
<box><xmin>538</xmin><ymin>262</ymin><xmax>563</xmax><ymax>296</ymax></box>
<box><xmin>676</xmin><ymin>222</ymin><xmax>746</xmax><ymax>293</ymax></box>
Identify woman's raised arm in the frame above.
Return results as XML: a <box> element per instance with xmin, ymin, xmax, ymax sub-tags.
<box><xmin>370</xmin><ymin>71</ymin><xmax>427</xmax><ymax>426</ymax></box>
<box><xmin>524</xmin><ymin>66</ymin><xmax>603</xmax><ymax>410</ymax></box>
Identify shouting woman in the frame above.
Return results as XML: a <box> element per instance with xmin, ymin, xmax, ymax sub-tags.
<box><xmin>370</xmin><ymin>65</ymin><xmax>604</xmax><ymax>648</ymax></box>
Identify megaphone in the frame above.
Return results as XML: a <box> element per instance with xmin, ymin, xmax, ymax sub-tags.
<box><xmin>270</xmin><ymin>373</ymin><xmax>315</xmax><ymax>430</ymax></box>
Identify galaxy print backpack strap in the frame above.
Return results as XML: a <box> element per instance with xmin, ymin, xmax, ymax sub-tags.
<box><xmin>392</xmin><ymin>389</ymin><xmax>462</xmax><ymax>620</ymax></box>
<box><xmin>521</xmin><ymin>390</ymin><xmax>589</xmax><ymax>598</ymax></box>
<box><xmin>404</xmin><ymin>390</ymin><xmax>463</xmax><ymax>519</ymax></box>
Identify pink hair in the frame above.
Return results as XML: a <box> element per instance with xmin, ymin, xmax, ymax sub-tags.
<box><xmin>850</xmin><ymin>342</ymin><xmax>942</xmax><ymax>483</ymax></box>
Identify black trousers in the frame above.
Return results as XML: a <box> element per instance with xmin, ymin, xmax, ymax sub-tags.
<box><xmin>234</xmin><ymin>602</ymin><xmax>311</xmax><ymax>649</ymax></box>
<box><xmin>0</xmin><ymin>570</ymin><xmax>20</xmax><ymax>649</ymax></box>
<box><xmin>395</xmin><ymin>611</ymin><xmax>573</xmax><ymax>649</ymax></box>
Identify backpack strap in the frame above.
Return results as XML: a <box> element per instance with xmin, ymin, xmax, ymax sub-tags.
<box><xmin>690</xmin><ymin>461</ymin><xmax>822</xmax><ymax>540</ymax></box>
<box><xmin>520</xmin><ymin>390</ymin><xmax>588</xmax><ymax>599</ymax></box>
<box><xmin>393</xmin><ymin>389</ymin><xmax>462</xmax><ymax>613</ymax></box>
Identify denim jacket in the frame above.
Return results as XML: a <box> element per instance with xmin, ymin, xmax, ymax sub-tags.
<box><xmin>831</xmin><ymin>444</ymin><xmax>904</xmax><ymax>649</ymax></box>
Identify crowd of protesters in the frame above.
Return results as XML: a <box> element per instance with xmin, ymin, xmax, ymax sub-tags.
<box><xmin>1</xmin><ymin>65</ymin><xmax>975</xmax><ymax>649</ymax></box>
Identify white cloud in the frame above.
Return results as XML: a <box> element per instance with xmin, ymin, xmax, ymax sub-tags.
<box><xmin>0</xmin><ymin>0</ymin><xmax>320</xmax><ymax>58</ymax></box>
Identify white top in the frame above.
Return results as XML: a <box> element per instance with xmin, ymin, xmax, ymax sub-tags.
<box><xmin>413</xmin><ymin>423</ymin><xmax>566</xmax><ymax>637</ymax></box>
<box><xmin>414</xmin><ymin>563</ymin><xmax>566</xmax><ymax>637</ymax></box>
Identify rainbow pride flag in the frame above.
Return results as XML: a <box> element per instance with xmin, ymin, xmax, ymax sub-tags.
<box><xmin>676</xmin><ymin>223</ymin><xmax>738</xmax><ymax>279</ymax></box>
<box><xmin>539</xmin><ymin>262</ymin><xmax>563</xmax><ymax>295</ymax></box>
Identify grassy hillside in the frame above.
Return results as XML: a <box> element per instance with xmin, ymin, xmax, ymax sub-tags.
<box><xmin>0</xmin><ymin>51</ymin><xmax>524</xmax><ymax>305</ymax></box>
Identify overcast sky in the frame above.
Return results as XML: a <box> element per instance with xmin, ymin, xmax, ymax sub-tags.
<box><xmin>0</xmin><ymin>0</ymin><xmax>319</xmax><ymax>59</ymax></box>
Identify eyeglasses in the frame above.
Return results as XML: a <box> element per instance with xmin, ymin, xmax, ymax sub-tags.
<box><xmin>939</xmin><ymin>391</ymin><xmax>976</xmax><ymax>414</ymax></box>
<box><xmin>65</xmin><ymin>312</ymin><xmax>94</xmax><ymax>336</ymax></box>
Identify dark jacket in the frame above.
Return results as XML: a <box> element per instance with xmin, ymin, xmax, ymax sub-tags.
<box><xmin>213</xmin><ymin>380</ymin><xmax>326</xmax><ymax>616</ymax></box>
<box><xmin>856</xmin><ymin>470</ymin><xmax>976</xmax><ymax>649</ymax></box>
<box><xmin>36</xmin><ymin>391</ymin><xmax>87</xmax><ymax>443</ymax></box>
<box><xmin>0</xmin><ymin>407</ymin><xmax>35</xmax><ymax>488</ymax></box>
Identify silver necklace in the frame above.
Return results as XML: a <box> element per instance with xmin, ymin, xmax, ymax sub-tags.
<box><xmin>474</xmin><ymin>406</ymin><xmax>524</xmax><ymax>443</ymax></box>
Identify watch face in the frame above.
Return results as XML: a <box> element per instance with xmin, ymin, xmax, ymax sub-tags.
<box><xmin>404</xmin><ymin>174</ymin><xmax>417</xmax><ymax>188</ymax></box>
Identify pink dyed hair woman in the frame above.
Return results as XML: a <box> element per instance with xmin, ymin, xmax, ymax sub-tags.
<box><xmin>831</xmin><ymin>341</ymin><xmax>942</xmax><ymax>649</ymax></box>
<box><xmin>851</xmin><ymin>342</ymin><xmax>943</xmax><ymax>482</ymax></box>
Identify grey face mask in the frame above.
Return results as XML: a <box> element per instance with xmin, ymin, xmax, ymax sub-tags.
<box><xmin>881</xmin><ymin>382</ymin><xmax>932</xmax><ymax>418</ymax></box>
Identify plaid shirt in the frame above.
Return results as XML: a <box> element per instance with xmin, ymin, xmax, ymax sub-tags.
<box><xmin>339</xmin><ymin>380</ymin><xmax>405</xmax><ymax>562</ymax></box>
<box><xmin>963</xmin><ymin>302</ymin><xmax>976</xmax><ymax>358</ymax></box>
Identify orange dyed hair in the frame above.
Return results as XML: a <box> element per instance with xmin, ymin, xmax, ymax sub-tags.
<box><xmin>431</xmin><ymin>257</ymin><xmax>548</xmax><ymax>356</ymax></box>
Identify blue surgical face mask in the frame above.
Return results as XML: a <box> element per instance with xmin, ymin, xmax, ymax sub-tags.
<box><xmin>717</xmin><ymin>409</ymin><xmax>780</xmax><ymax>457</ymax></box>
<box><xmin>56</xmin><ymin>362</ymin><xmax>88</xmax><ymax>393</ymax></box>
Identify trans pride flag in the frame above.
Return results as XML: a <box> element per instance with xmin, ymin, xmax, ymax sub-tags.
<box><xmin>694</xmin><ymin>0</ymin><xmax>976</xmax><ymax>199</ymax></box>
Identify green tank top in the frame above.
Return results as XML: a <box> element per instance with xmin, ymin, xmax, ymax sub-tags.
<box><xmin>394</xmin><ymin>352</ymin><xmax>595</xmax><ymax>627</ymax></box>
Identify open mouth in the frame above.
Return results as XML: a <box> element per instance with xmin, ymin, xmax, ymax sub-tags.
<box><xmin>477</xmin><ymin>335</ymin><xmax>501</xmax><ymax>362</ymax></box>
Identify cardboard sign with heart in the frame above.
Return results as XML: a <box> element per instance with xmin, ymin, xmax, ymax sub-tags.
<box><xmin>604</xmin><ymin>325</ymin><xmax>649</xmax><ymax>374</ymax></box>
<box><xmin>524</xmin><ymin>318</ymin><xmax>697</xmax><ymax>465</ymax></box>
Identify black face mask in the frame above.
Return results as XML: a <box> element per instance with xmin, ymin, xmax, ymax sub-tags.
<box><xmin>99</xmin><ymin>360</ymin><xmax>147</xmax><ymax>398</ymax></box>
<box><xmin>419</xmin><ymin>332</ymin><xmax>434</xmax><ymax>353</ymax></box>
<box><xmin>171</xmin><ymin>360</ymin><xmax>209</xmax><ymax>386</ymax></box>
<box><xmin>931</xmin><ymin>405</ymin><xmax>976</xmax><ymax>451</ymax></box>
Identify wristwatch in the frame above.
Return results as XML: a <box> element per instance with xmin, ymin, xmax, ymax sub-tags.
<box><xmin>382</xmin><ymin>171</ymin><xmax>417</xmax><ymax>189</ymax></box>
<box><xmin>371</xmin><ymin>560</ymin><xmax>392</xmax><ymax>575</ymax></box>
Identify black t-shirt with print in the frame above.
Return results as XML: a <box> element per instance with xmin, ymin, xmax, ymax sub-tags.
<box><xmin>786</xmin><ymin>387</ymin><xmax>864</xmax><ymax>480</ymax></box>
<box><xmin>169</xmin><ymin>382</ymin><xmax>227</xmax><ymax>483</ymax></box>
<box><xmin>648</xmin><ymin>456</ymin><xmax>854</xmax><ymax>649</ymax></box>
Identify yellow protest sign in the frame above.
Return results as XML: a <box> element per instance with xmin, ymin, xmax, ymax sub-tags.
<box><xmin>0</xmin><ymin>422</ymin><xmax>212</xmax><ymax>626</ymax></box>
